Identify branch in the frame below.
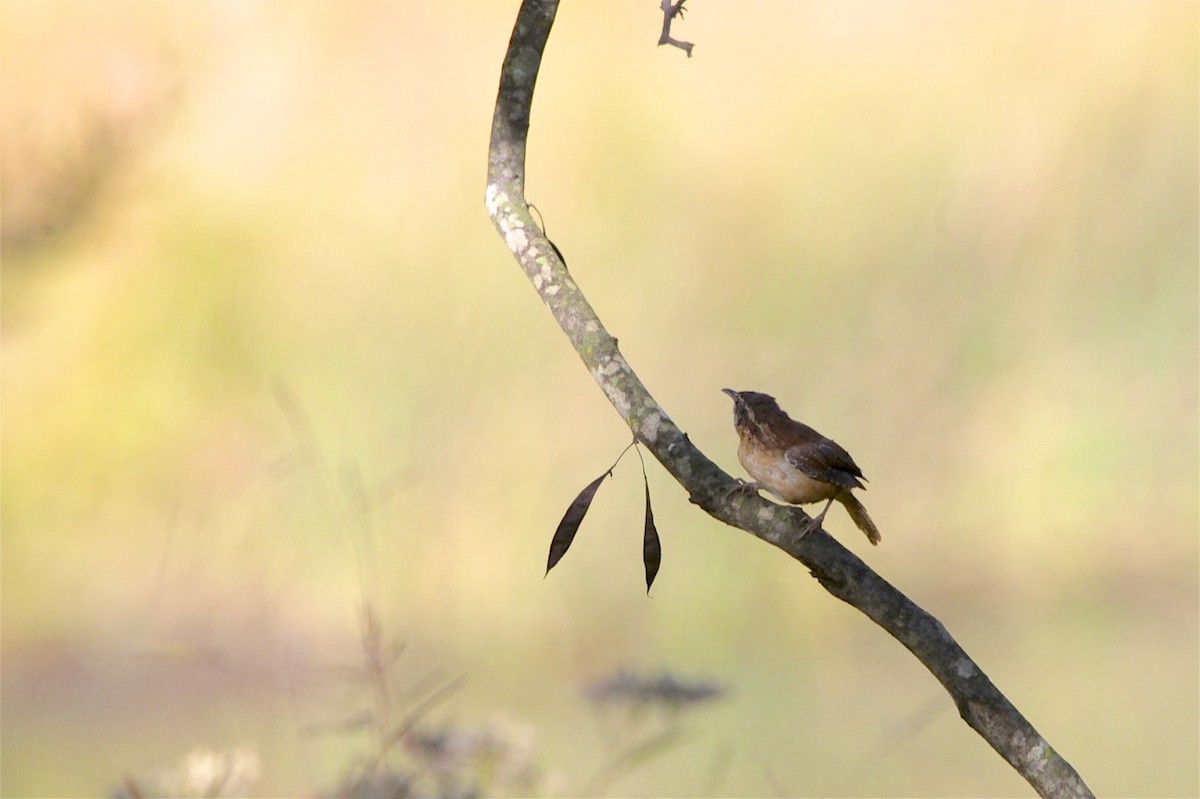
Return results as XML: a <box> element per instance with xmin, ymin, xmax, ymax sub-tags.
<box><xmin>484</xmin><ymin>3</ymin><xmax>1093</xmax><ymax>797</ymax></box>
<box><xmin>657</xmin><ymin>0</ymin><xmax>694</xmax><ymax>57</ymax></box>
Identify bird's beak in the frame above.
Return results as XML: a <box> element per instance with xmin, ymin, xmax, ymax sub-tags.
<box><xmin>721</xmin><ymin>388</ymin><xmax>739</xmax><ymax>401</ymax></box>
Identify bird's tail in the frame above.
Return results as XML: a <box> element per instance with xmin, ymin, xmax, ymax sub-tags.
<box><xmin>838</xmin><ymin>493</ymin><xmax>881</xmax><ymax>545</ymax></box>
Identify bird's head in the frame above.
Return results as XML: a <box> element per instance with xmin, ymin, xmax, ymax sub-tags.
<box><xmin>722</xmin><ymin>388</ymin><xmax>784</xmax><ymax>435</ymax></box>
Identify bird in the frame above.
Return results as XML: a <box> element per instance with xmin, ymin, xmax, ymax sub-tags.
<box><xmin>722</xmin><ymin>388</ymin><xmax>880</xmax><ymax>545</ymax></box>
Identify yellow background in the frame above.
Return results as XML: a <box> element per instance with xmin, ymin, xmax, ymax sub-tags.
<box><xmin>2</xmin><ymin>1</ymin><xmax>1197</xmax><ymax>796</ymax></box>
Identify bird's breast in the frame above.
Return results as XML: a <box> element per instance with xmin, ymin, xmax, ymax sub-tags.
<box><xmin>738</xmin><ymin>438</ymin><xmax>840</xmax><ymax>505</ymax></box>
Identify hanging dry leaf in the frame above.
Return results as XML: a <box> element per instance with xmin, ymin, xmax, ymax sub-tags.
<box><xmin>642</xmin><ymin>481</ymin><xmax>661</xmax><ymax>592</ymax></box>
<box><xmin>546</xmin><ymin>471</ymin><xmax>609</xmax><ymax>575</ymax></box>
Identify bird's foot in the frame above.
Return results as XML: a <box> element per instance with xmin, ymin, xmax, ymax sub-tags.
<box><xmin>726</xmin><ymin>478</ymin><xmax>762</xmax><ymax>499</ymax></box>
<box><xmin>796</xmin><ymin>499</ymin><xmax>834</xmax><ymax>542</ymax></box>
<box><xmin>796</xmin><ymin>517</ymin><xmax>822</xmax><ymax>542</ymax></box>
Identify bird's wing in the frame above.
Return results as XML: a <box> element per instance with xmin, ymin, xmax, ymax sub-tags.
<box><xmin>784</xmin><ymin>438</ymin><xmax>866</xmax><ymax>490</ymax></box>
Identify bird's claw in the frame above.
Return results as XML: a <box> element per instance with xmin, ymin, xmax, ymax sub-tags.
<box><xmin>727</xmin><ymin>478</ymin><xmax>762</xmax><ymax>499</ymax></box>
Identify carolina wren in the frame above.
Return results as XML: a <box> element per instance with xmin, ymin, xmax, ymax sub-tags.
<box><xmin>723</xmin><ymin>388</ymin><xmax>880</xmax><ymax>545</ymax></box>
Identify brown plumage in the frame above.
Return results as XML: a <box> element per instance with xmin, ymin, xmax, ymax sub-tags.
<box><xmin>722</xmin><ymin>388</ymin><xmax>880</xmax><ymax>545</ymax></box>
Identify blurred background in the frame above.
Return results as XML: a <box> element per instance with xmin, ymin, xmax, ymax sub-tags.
<box><xmin>2</xmin><ymin>1</ymin><xmax>1197</xmax><ymax>796</ymax></box>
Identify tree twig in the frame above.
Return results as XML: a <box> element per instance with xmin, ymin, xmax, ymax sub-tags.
<box><xmin>483</xmin><ymin>2</ymin><xmax>1094</xmax><ymax>797</ymax></box>
<box><xmin>658</xmin><ymin>0</ymin><xmax>694</xmax><ymax>57</ymax></box>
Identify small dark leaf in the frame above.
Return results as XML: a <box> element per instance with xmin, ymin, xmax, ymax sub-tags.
<box><xmin>547</xmin><ymin>237</ymin><xmax>566</xmax><ymax>266</ymax></box>
<box><xmin>642</xmin><ymin>482</ymin><xmax>661</xmax><ymax>593</ymax></box>
<box><xmin>528</xmin><ymin>203</ymin><xmax>567</xmax><ymax>267</ymax></box>
<box><xmin>546</xmin><ymin>472</ymin><xmax>609</xmax><ymax>575</ymax></box>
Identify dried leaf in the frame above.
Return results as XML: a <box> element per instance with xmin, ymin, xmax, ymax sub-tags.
<box><xmin>528</xmin><ymin>202</ymin><xmax>567</xmax><ymax>267</ymax></box>
<box><xmin>642</xmin><ymin>482</ymin><xmax>661</xmax><ymax>593</ymax></box>
<box><xmin>547</xmin><ymin>237</ymin><xmax>566</xmax><ymax>266</ymax></box>
<box><xmin>546</xmin><ymin>472</ymin><xmax>609</xmax><ymax>575</ymax></box>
